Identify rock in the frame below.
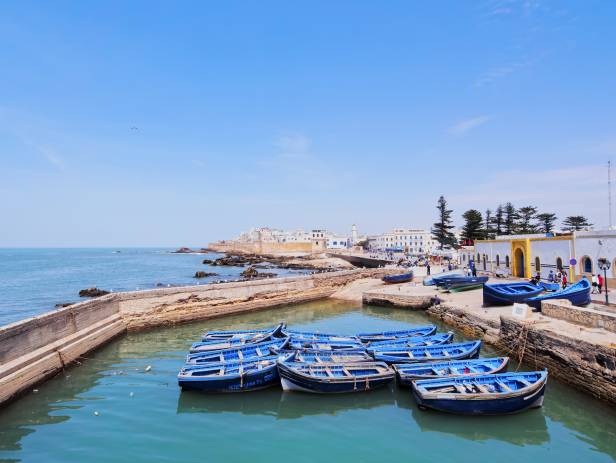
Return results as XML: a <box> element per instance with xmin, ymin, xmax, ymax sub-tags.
<box><xmin>78</xmin><ymin>287</ymin><xmax>110</xmax><ymax>298</ymax></box>
<box><xmin>55</xmin><ymin>302</ymin><xmax>74</xmax><ymax>308</ymax></box>
<box><xmin>194</xmin><ymin>271</ymin><xmax>218</xmax><ymax>279</ymax></box>
<box><xmin>240</xmin><ymin>266</ymin><xmax>277</xmax><ymax>279</ymax></box>
<box><xmin>202</xmin><ymin>259</ymin><xmax>214</xmax><ymax>265</ymax></box>
<box><xmin>172</xmin><ymin>247</ymin><xmax>193</xmax><ymax>253</ymax></box>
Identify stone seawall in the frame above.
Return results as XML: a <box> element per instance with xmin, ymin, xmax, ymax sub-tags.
<box><xmin>0</xmin><ymin>268</ymin><xmax>391</xmax><ymax>407</ymax></box>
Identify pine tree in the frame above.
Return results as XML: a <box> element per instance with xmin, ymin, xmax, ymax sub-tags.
<box><xmin>562</xmin><ymin>216</ymin><xmax>593</xmax><ymax>231</ymax></box>
<box><xmin>516</xmin><ymin>206</ymin><xmax>538</xmax><ymax>234</ymax></box>
<box><xmin>536</xmin><ymin>212</ymin><xmax>557</xmax><ymax>234</ymax></box>
<box><xmin>431</xmin><ymin>196</ymin><xmax>456</xmax><ymax>249</ymax></box>
<box><xmin>492</xmin><ymin>204</ymin><xmax>504</xmax><ymax>235</ymax></box>
<box><xmin>461</xmin><ymin>209</ymin><xmax>483</xmax><ymax>244</ymax></box>
<box><xmin>484</xmin><ymin>209</ymin><xmax>495</xmax><ymax>239</ymax></box>
<box><xmin>503</xmin><ymin>203</ymin><xmax>517</xmax><ymax>235</ymax></box>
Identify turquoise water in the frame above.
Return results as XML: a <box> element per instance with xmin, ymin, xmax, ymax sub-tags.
<box><xmin>0</xmin><ymin>300</ymin><xmax>614</xmax><ymax>463</ymax></box>
<box><xmin>0</xmin><ymin>248</ymin><xmax>306</xmax><ymax>325</ymax></box>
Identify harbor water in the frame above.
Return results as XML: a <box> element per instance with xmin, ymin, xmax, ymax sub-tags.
<box><xmin>0</xmin><ymin>300</ymin><xmax>614</xmax><ymax>463</ymax></box>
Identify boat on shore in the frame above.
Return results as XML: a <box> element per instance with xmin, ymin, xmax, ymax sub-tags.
<box><xmin>526</xmin><ymin>278</ymin><xmax>591</xmax><ymax>310</ymax></box>
<box><xmin>423</xmin><ymin>270</ymin><xmax>464</xmax><ymax>286</ymax></box>
<box><xmin>483</xmin><ymin>282</ymin><xmax>544</xmax><ymax>306</ymax></box>
<box><xmin>277</xmin><ymin>361</ymin><xmax>395</xmax><ymax>393</ymax></box>
<box><xmin>357</xmin><ymin>325</ymin><xmax>437</xmax><ymax>343</ymax></box>
<box><xmin>412</xmin><ymin>371</ymin><xmax>548</xmax><ymax>415</ymax></box>
<box><xmin>366</xmin><ymin>332</ymin><xmax>454</xmax><ymax>349</ymax></box>
<box><xmin>178</xmin><ymin>356</ymin><xmax>280</xmax><ymax>392</ymax></box>
<box><xmin>537</xmin><ymin>281</ymin><xmax>560</xmax><ymax>292</ymax></box>
<box><xmin>447</xmin><ymin>282</ymin><xmax>485</xmax><ymax>293</ymax></box>
<box><xmin>186</xmin><ymin>338</ymin><xmax>290</xmax><ymax>364</ymax></box>
<box><xmin>393</xmin><ymin>357</ymin><xmax>509</xmax><ymax>385</ymax></box>
<box><xmin>371</xmin><ymin>341</ymin><xmax>482</xmax><ymax>364</ymax></box>
<box><xmin>437</xmin><ymin>276</ymin><xmax>489</xmax><ymax>289</ymax></box>
<box><xmin>382</xmin><ymin>272</ymin><xmax>414</xmax><ymax>284</ymax></box>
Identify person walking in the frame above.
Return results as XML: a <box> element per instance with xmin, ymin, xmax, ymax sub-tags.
<box><xmin>471</xmin><ymin>261</ymin><xmax>477</xmax><ymax>277</ymax></box>
<box><xmin>548</xmin><ymin>270</ymin><xmax>555</xmax><ymax>282</ymax></box>
<box><xmin>562</xmin><ymin>271</ymin><xmax>568</xmax><ymax>289</ymax></box>
<box><xmin>426</xmin><ymin>262</ymin><xmax>431</xmax><ymax>276</ymax></box>
<box><xmin>598</xmin><ymin>273</ymin><xmax>604</xmax><ymax>294</ymax></box>
<box><xmin>591</xmin><ymin>274</ymin><xmax>599</xmax><ymax>294</ymax></box>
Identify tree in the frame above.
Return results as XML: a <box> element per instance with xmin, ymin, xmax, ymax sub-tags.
<box><xmin>562</xmin><ymin>216</ymin><xmax>593</xmax><ymax>232</ymax></box>
<box><xmin>431</xmin><ymin>196</ymin><xmax>456</xmax><ymax>249</ymax></box>
<box><xmin>516</xmin><ymin>206</ymin><xmax>538</xmax><ymax>234</ymax></box>
<box><xmin>492</xmin><ymin>204</ymin><xmax>504</xmax><ymax>235</ymax></box>
<box><xmin>461</xmin><ymin>209</ymin><xmax>483</xmax><ymax>244</ymax></box>
<box><xmin>536</xmin><ymin>212</ymin><xmax>557</xmax><ymax>234</ymax></box>
<box><xmin>503</xmin><ymin>203</ymin><xmax>517</xmax><ymax>235</ymax></box>
<box><xmin>484</xmin><ymin>209</ymin><xmax>495</xmax><ymax>239</ymax></box>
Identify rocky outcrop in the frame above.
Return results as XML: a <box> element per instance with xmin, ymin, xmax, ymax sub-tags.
<box><xmin>240</xmin><ymin>266</ymin><xmax>277</xmax><ymax>279</ymax></box>
<box><xmin>194</xmin><ymin>271</ymin><xmax>218</xmax><ymax>279</ymax></box>
<box><xmin>202</xmin><ymin>259</ymin><xmax>214</xmax><ymax>265</ymax></box>
<box><xmin>78</xmin><ymin>288</ymin><xmax>110</xmax><ymax>298</ymax></box>
<box><xmin>172</xmin><ymin>247</ymin><xmax>193</xmax><ymax>253</ymax></box>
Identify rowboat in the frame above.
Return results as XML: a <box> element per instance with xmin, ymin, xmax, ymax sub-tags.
<box><xmin>191</xmin><ymin>324</ymin><xmax>285</xmax><ymax>353</ymax></box>
<box><xmin>483</xmin><ymin>283</ymin><xmax>544</xmax><ymax>306</ymax></box>
<box><xmin>201</xmin><ymin>323</ymin><xmax>285</xmax><ymax>342</ymax></box>
<box><xmin>436</xmin><ymin>276</ymin><xmax>489</xmax><ymax>288</ymax></box>
<box><xmin>283</xmin><ymin>329</ymin><xmax>359</xmax><ymax>343</ymax></box>
<box><xmin>287</xmin><ymin>336</ymin><xmax>365</xmax><ymax>351</ymax></box>
<box><xmin>537</xmin><ymin>281</ymin><xmax>560</xmax><ymax>292</ymax></box>
<box><xmin>526</xmin><ymin>278</ymin><xmax>591</xmax><ymax>310</ymax></box>
<box><xmin>423</xmin><ymin>270</ymin><xmax>464</xmax><ymax>286</ymax></box>
<box><xmin>366</xmin><ymin>332</ymin><xmax>454</xmax><ymax>350</ymax></box>
<box><xmin>447</xmin><ymin>282</ymin><xmax>484</xmax><ymax>293</ymax></box>
<box><xmin>185</xmin><ymin>338</ymin><xmax>290</xmax><ymax>365</ymax></box>
<box><xmin>393</xmin><ymin>357</ymin><xmax>509</xmax><ymax>385</ymax></box>
<box><xmin>371</xmin><ymin>341</ymin><xmax>482</xmax><ymax>364</ymax></box>
<box><xmin>412</xmin><ymin>371</ymin><xmax>548</xmax><ymax>415</ymax></box>
<box><xmin>357</xmin><ymin>325</ymin><xmax>437</xmax><ymax>343</ymax></box>
<box><xmin>178</xmin><ymin>356</ymin><xmax>280</xmax><ymax>392</ymax></box>
<box><xmin>277</xmin><ymin>361</ymin><xmax>395</xmax><ymax>393</ymax></box>
<box><xmin>382</xmin><ymin>272</ymin><xmax>414</xmax><ymax>284</ymax></box>
<box><xmin>280</xmin><ymin>350</ymin><xmax>373</xmax><ymax>363</ymax></box>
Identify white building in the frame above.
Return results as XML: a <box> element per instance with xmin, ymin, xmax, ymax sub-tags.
<box><xmin>371</xmin><ymin>228</ymin><xmax>437</xmax><ymax>254</ymax></box>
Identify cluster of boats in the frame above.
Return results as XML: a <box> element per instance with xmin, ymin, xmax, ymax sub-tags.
<box><xmin>178</xmin><ymin>323</ymin><xmax>548</xmax><ymax>415</ymax></box>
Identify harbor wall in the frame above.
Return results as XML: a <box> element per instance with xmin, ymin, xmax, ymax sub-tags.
<box><xmin>0</xmin><ymin>268</ymin><xmax>391</xmax><ymax>407</ymax></box>
<box><xmin>208</xmin><ymin>240</ymin><xmax>313</xmax><ymax>255</ymax></box>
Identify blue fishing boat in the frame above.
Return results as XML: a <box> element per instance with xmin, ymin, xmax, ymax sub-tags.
<box><xmin>191</xmin><ymin>324</ymin><xmax>285</xmax><ymax>353</ymax></box>
<box><xmin>277</xmin><ymin>361</ymin><xmax>395</xmax><ymax>393</ymax></box>
<box><xmin>283</xmin><ymin>329</ymin><xmax>359</xmax><ymax>343</ymax></box>
<box><xmin>382</xmin><ymin>271</ymin><xmax>414</xmax><ymax>284</ymax></box>
<box><xmin>483</xmin><ymin>282</ymin><xmax>544</xmax><ymax>306</ymax></box>
<box><xmin>357</xmin><ymin>325</ymin><xmax>437</xmax><ymax>343</ymax></box>
<box><xmin>185</xmin><ymin>338</ymin><xmax>289</xmax><ymax>365</ymax></box>
<box><xmin>537</xmin><ymin>281</ymin><xmax>560</xmax><ymax>292</ymax></box>
<box><xmin>412</xmin><ymin>371</ymin><xmax>548</xmax><ymax>415</ymax></box>
<box><xmin>437</xmin><ymin>276</ymin><xmax>489</xmax><ymax>288</ymax></box>
<box><xmin>371</xmin><ymin>341</ymin><xmax>482</xmax><ymax>364</ymax></box>
<box><xmin>423</xmin><ymin>270</ymin><xmax>464</xmax><ymax>286</ymax></box>
<box><xmin>201</xmin><ymin>323</ymin><xmax>285</xmax><ymax>342</ymax></box>
<box><xmin>526</xmin><ymin>278</ymin><xmax>591</xmax><ymax>310</ymax></box>
<box><xmin>178</xmin><ymin>355</ymin><xmax>280</xmax><ymax>392</ymax></box>
<box><xmin>287</xmin><ymin>336</ymin><xmax>365</xmax><ymax>351</ymax></box>
<box><xmin>394</xmin><ymin>357</ymin><xmax>509</xmax><ymax>386</ymax></box>
<box><xmin>366</xmin><ymin>332</ymin><xmax>454</xmax><ymax>350</ymax></box>
<box><xmin>280</xmin><ymin>350</ymin><xmax>373</xmax><ymax>363</ymax></box>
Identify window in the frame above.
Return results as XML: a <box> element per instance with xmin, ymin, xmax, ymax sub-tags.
<box><xmin>505</xmin><ymin>255</ymin><xmax>510</xmax><ymax>268</ymax></box>
<box><xmin>582</xmin><ymin>256</ymin><xmax>593</xmax><ymax>273</ymax></box>
<box><xmin>535</xmin><ymin>257</ymin><xmax>541</xmax><ymax>273</ymax></box>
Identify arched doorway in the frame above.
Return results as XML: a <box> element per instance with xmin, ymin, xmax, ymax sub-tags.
<box><xmin>514</xmin><ymin>248</ymin><xmax>525</xmax><ymax>277</ymax></box>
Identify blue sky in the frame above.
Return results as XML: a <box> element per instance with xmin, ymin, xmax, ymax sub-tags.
<box><xmin>1</xmin><ymin>1</ymin><xmax>615</xmax><ymax>246</ymax></box>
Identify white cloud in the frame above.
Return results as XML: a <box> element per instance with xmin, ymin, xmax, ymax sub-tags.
<box><xmin>474</xmin><ymin>60</ymin><xmax>533</xmax><ymax>87</ymax></box>
<box><xmin>274</xmin><ymin>133</ymin><xmax>311</xmax><ymax>158</ymax></box>
<box><xmin>448</xmin><ymin>115</ymin><xmax>492</xmax><ymax>136</ymax></box>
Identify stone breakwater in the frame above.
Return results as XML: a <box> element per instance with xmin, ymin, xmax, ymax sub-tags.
<box><xmin>0</xmin><ymin>268</ymin><xmax>394</xmax><ymax>407</ymax></box>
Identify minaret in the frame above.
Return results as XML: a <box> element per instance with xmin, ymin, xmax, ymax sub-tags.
<box><xmin>351</xmin><ymin>224</ymin><xmax>358</xmax><ymax>245</ymax></box>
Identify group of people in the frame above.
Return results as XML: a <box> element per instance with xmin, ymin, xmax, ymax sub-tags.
<box><xmin>590</xmin><ymin>273</ymin><xmax>605</xmax><ymax>294</ymax></box>
<box><xmin>546</xmin><ymin>269</ymin><xmax>569</xmax><ymax>289</ymax></box>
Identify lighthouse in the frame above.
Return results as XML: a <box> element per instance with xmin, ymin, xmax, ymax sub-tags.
<box><xmin>351</xmin><ymin>224</ymin><xmax>358</xmax><ymax>245</ymax></box>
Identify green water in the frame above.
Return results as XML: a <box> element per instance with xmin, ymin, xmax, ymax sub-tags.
<box><xmin>0</xmin><ymin>300</ymin><xmax>615</xmax><ymax>463</ymax></box>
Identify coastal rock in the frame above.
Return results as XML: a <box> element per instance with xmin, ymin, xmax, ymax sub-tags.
<box><xmin>78</xmin><ymin>288</ymin><xmax>110</xmax><ymax>298</ymax></box>
<box><xmin>202</xmin><ymin>259</ymin><xmax>214</xmax><ymax>265</ymax></box>
<box><xmin>194</xmin><ymin>271</ymin><xmax>219</xmax><ymax>279</ymax></box>
<box><xmin>55</xmin><ymin>302</ymin><xmax>74</xmax><ymax>308</ymax></box>
<box><xmin>240</xmin><ymin>266</ymin><xmax>277</xmax><ymax>279</ymax></box>
<box><xmin>172</xmin><ymin>247</ymin><xmax>193</xmax><ymax>254</ymax></box>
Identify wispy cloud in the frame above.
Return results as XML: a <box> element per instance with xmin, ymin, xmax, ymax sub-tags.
<box><xmin>448</xmin><ymin>115</ymin><xmax>492</xmax><ymax>136</ymax></box>
<box><xmin>474</xmin><ymin>60</ymin><xmax>533</xmax><ymax>87</ymax></box>
<box><xmin>19</xmin><ymin>136</ymin><xmax>65</xmax><ymax>170</ymax></box>
<box><xmin>273</xmin><ymin>133</ymin><xmax>311</xmax><ymax>159</ymax></box>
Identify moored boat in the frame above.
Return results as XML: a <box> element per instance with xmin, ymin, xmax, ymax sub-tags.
<box><xmin>279</xmin><ymin>350</ymin><xmax>373</xmax><ymax>363</ymax></box>
<box><xmin>393</xmin><ymin>357</ymin><xmax>509</xmax><ymax>385</ymax></box>
<box><xmin>483</xmin><ymin>282</ymin><xmax>544</xmax><ymax>306</ymax></box>
<box><xmin>283</xmin><ymin>329</ymin><xmax>359</xmax><ymax>343</ymax></box>
<box><xmin>186</xmin><ymin>338</ymin><xmax>289</xmax><ymax>365</ymax></box>
<box><xmin>382</xmin><ymin>272</ymin><xmax>414</xmax><ymax>284</ymax></box>
<box><xmin>526</xmin><ymin>278</ymin><xmax>591</xmax><ymax>310</ymax></box>
<box><xmin>371</xmin><ymin>341</ymin><xmax>482</xmax><ymax>364</ymax></box>
<box><xmin>277</xmin><ymin>361</ymin><xmax>395</xmax><ymax>393</ymax></box>
<box><xmin>366</xmin><ymin>332</ymin><xmax>454</xmax><ymax>350</ymax></box>
<box><xmin>201</xmin><ymin>323</ymin><xmax>285</xmax><ymax>342</ymax></box>
<box><xmin>357</xmin><ymin>325</ymin><xmax>437</xmax><ymax>343</ymax></box>
<box><xmin>191</xmin><ymin>324</ymin><xmax>285</xmax><ymax>353</ymax></box>
<box><xmin>178</xmin><ymin>356</ymin><xmax>280</xmax><ymax>392</ymax></box>
<box><xmin>287</xmin><ymin>336</ymin><xmax>365</xmax><ymax>351</ymax></box>
<box><xmin>412</xmin><ymin>371</ymin><xmax>548</xmax><ymax>415</ymax></box>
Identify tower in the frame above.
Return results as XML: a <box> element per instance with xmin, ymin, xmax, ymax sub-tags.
<box><xmin>351</xmin><ymin>224</ymin><xmax>358</xmax><ymax>245</ymax></box>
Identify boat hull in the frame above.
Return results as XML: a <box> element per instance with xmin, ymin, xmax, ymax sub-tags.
<box><xmin>382</xmin><ymin>272</ymin><xmax>414</xmax><ymax>284</ymax></box>
<box><xmin>483</xmin><ymin>283</ymin><xmax>544</xmax><ymax>306</ymax></box>
<box><xmin>394</xmin><ymin>357</ymin><xmax>509</xmax><ymax>386</ymax></box>
<box><xmin>278</xmin><ymin>365</ymin><xmax>394</xmax><ymax>394</ymax></box>
<box><xmin>372</xmin><ymin>341</ymin><xmax>482</xmax><ymax>364</ymax></box>
<box><xmin>526</xmin><ymin>279</ymin><xmax>592</xmax><ymax>310</ymax></box>
<box><xmin>358</xmin><ymin>326</ymin><xmax>437</xmax><ymax>343</ymax></box>
<box><xmin>179</xmin><ymin>365</ymin><xmax>280</xmax><ymax>393</ymax></box>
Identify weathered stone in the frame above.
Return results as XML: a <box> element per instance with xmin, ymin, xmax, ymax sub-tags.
<box><xmin>78</xmin><ymin>288</ymin><xmax>110</xmax><ymax>298</ymax></box>
<box><xmin>194</xmin><ymin>271</ymin><xmax>218</xmax><ymax>279</ymax></box>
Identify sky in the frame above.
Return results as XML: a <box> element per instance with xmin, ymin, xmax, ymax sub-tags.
<box><xmin>1</xmin><ymin>0</ymin><xmax>616</xmax><ymax>247</ymax></box>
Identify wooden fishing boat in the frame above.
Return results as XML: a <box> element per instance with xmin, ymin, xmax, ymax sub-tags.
<box><xmin>537</xmin><ymin>281</ymin><xmax>560</xmax><ymax>292</ymax></box>
<box><xmin>283</xmin><ymin>329</ymin><xmax>359</xmax><ymax>343</ymax></box>
<box><xmin>178</xmin><ymin>356</ymin><xmax>280</xmax><ymax>392</ymax></box>
<box><xmin>436</xmin><ymin>276</ymin><xmax>488</xmax><ymax>288</ymax></box>
<box><xmin>191</xmin><ymin>324</ymin><xmax>285</xmax><ymax>353</ymax></box>
<box><xmin>371</xmin><ymin>341</ymin><xmax>482</xmax><ymax>364</ymax></box>
<box><xmin>201</xmin><ymin>323</ymin><xmax>285</xmax><ymax>342</ymax></box>
<box><xmin>357</xmin><ymin>325</ymin><xmax>437</xmax><ymax>343</ymax></box>
<box><xmin>526</xmin><ymin>278</ymin><xmax>591</xmax><ymax>310</ymax></box>
<box><xmin>277</xmin><ymin>361</ymin><xmax>395</xmax><ymax>393</ymax></box>
<box><xmin>412</xmin><ymin>371</ymin><xmax>548</xmax><ymax>415</ymax></box>
<box><xmin>423</xmin><ymin>270</ymin><xmax>464</xmax><ymax>286</ymax></box>
<box><xmin>287</xmin><ymin>336</ymin><xmax>365</xmax><ymax>351</ymax></box>
<box><xmin>447</xmin><ymin>282</ymin><xmax>484</xmax><ymax>293</ymax></box>
<box><xmin>280</xmin><ymin>350</ymin><xmax>373</xmax><ymax>363</ymax></box>
<box><xmin>366</xmin><ymin>332</ymin><xmax>454</xmax><ymax>350</ymax></box>
<box><xmin>483</xmin><ymin>282</ymin><xmax>544</xmax><ymax>306</ymax></box>
<box><xmin>382</xmin><ymin>271</ymin><xmax>414</xmax><ymax>284</ymax></box>
<box><xmin>185</xmin><ymin>338</ymin><xmax>290</xmax><ymax>365</ymax></box>
<box><xmin>393</xmin><ymin>357</ymin><xmax>509</xmax><ymax>385</ymax></box>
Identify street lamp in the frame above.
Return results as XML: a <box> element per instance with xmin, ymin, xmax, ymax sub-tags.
<box><xmin>598</xmin><ymin>258</ymin><xmax>611</xmax><ymax>305</ymax></box>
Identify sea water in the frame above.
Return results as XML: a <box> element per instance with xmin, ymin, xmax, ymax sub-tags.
<box><xmin>0</xmin><ymin>300</ymin><xmax>614</xmax><ymax>463</ymax></box>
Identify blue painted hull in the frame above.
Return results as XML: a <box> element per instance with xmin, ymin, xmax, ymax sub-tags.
<box><xmin>538</xmin><ymin>281</ymin><xmax>560</xmax><ymax>292</ymax></box>
<box><xmin>423</xmin><ymin>270</ymin><xmax>464</xmax><ymax>286</ymax></box>
<box><xmin>179</xmin><ymin>364</ymin><xmax>280</xmax><ymax>392</ymax></box>
<box><xmin>437</xmin><ymin>276</ymin><xmax>489</xmax><ymax>288</ymax></box>
<box><xmin>526</xmin><ymin>279</ymin><xmax>592</xmax><ymax>309</ymax></box>
<box><xmin>394</xmin><ymin>357</ymin><xmax>509</xmax><ymax>386</ymax></box>
<box><xmin>382</xmin><ymin>272</ymin><xmax>414</xmax><ymax>284</ymax></box>
<box><xmin>367</xmin><ymin>332</ymin><xmax>454</xmax><ymax>349</ymax></box>
<box><xmin>483</xmin><ymin>283</ymin><xmax>544</xmax><ymax>306</ymax></box>
<box><xmin>371</xmin><ymin>341</ymin><xmax>482</xmax><ymax>364</ymax></box>
<box><xmin>358</xmin><ymin>325</ymin><xmax>437</xmax><ymax>343</ymax></box>
<box><xmin>186</xmin><ymin>338</ymin><xmax>289</xmax><ymax>364</ymax></box>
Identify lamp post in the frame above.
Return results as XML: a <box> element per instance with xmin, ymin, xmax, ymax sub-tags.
<box><xmin>598</xmin><ymin>258</ymin><xmax>610</xmax><ymax>305</ymax></box>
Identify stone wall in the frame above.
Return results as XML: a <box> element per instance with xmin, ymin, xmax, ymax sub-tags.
<box><xmin>208</xmin><ymin>240</ymin><xmax>313</xmax><ymax>255</ymax></box>
<box><xmin>543</xmin><ymin>300</ymin><xmax>616</xmax><ymax>333</ymax></box>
